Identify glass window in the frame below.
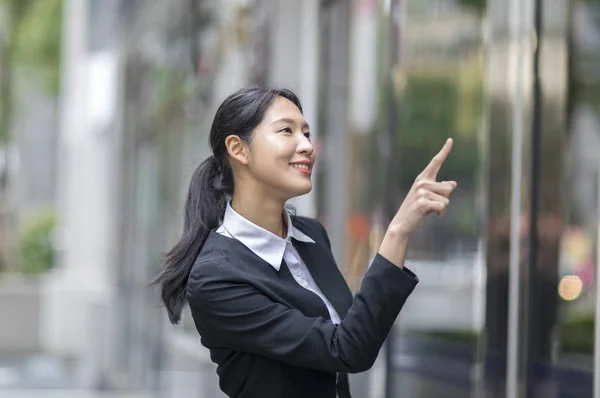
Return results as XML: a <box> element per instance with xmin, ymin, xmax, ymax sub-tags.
<box><xmin>549</xmin><ymin>0</ymin><xmax>599</xmax><ymax>395</ymax></box>
<box><xmin>318</xmin><ymin>1</ymin><xmax>488</xmax><ymax>396</ymax></box>
<box><xmin>386</xmin><ymin>1</ymin><xmax>487</xmax><ymax>397</ymax></box>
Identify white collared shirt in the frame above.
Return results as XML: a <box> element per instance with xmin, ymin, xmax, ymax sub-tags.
<box><xmin>216</xmin><ymin>203</ymin><xmax>342</xmax><ymax>325</ymax></box>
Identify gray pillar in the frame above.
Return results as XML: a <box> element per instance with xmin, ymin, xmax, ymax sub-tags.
<box><xmin>42</xmin><ymin>1</ymin><xmax>122</xmax><ymax>389</ymax></box>
<box><xmin>267</xmin><ymin>0</ymin><xmax>319</xmax><ymax>218</ymax></box>
<box><xmin>321</xmin><ymin>0</ymin><xmax>351</xmax><ymax>267</ymax></box>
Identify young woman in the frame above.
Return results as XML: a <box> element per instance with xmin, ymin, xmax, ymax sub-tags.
<box><xmin>154</xmin><ymin>86</ymin><xmax>456</xmax><ymax>398</ymax></box>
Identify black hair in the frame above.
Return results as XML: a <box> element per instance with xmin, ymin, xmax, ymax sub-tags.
<box><xmin>153</xmin><ymin>86</ymin><xmax>303</xmax><ymax>324</ymax></box>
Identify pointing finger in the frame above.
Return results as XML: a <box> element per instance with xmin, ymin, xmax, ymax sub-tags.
<box><xmin>421</xmin><ymin>138</ymin><xmax>454</xmax><ymax>180</ymax></box>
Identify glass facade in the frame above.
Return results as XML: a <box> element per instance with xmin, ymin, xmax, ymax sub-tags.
<box><xmin>317</xmin><ymin>0</ymin><xmax>489</xmax><ymax>396</ymax></box>
<box><xmin>317</xmin><ymin>0</ymin><xmax>599</xmax><ymax>397</ymax></box>
<box><xmin>112</xmin><ymin>0</ymin><xmax>600</xmax><ymax>396</ymax></box>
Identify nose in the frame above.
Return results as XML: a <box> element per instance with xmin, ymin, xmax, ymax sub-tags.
<box><xmin>297</xmin><ymin>134</ymin><xmax>314</xmax><ymax>156</ymax></box>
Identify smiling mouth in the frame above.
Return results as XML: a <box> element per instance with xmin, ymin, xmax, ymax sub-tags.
<box><xmin>291</xmin><ymin>164</ymin><xmax>310</xmax><ymax>170</ymax></box>
<box><xmin>291</xmin><ymin>163</ymin><xmax>312</xmax><ymax>175</ymax></box>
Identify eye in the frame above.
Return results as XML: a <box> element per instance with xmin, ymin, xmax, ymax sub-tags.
<box><xmin>278</xmin><ymin>127</ymin><xmax>293</xmax><ymax>134</ymax></box>
<box><xmin>304</xmin><ymin>132</ymin><xmax>311</xmax><ymax>140</ymax></box>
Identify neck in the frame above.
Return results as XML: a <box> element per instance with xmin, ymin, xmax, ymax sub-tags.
<box><xmin>230</xmin><ymin>192</ymin><xmax>288</xmax><ymax>239</ymax></box>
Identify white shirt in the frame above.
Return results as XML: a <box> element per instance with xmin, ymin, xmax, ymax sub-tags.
<box><xmin>216</xmin><ymin>203</ymin><xmax>342</xmax><ymax>325</ymax></box>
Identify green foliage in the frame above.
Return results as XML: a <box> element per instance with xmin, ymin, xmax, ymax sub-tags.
<box><xmin>395</xmin><ymin>64</ymin><xmax>483</xmax><ymax>191</ymax></box>
<box><xmin>0</xmin><ymin>0</ymin><xmax>62</xmax><ymax>145</ymax></box>
<box><xmin>561</xmin><ymin>313</ymin><xmax>595</xmax><ymax>354</ymax></box>
<box><xmin>417</xmin><ymin>329</ymin><xmax>480</xmax><ymax>345</ymax></box>
<box><xmin>0</xmin><ymin>0</ymin><xmax>63</xmax><ymax>93</ymax></box>
<box><xmin>13</xmin><ymin>0</ymin><xmax>63</xmax><ymax>94</ymax></box>
<box><xmin>18</xmin><ymin>208</ymin><xmax>58</xmax><ymax>275</ymax></box>
<box><xmin>456</xmin><ymin>0</ymin><xmax>598</xmax><ymax>16</ymax></box>
<box><xmin>457</xmin><ymin>0</ymin><xmax>487</xmax><ymax>15</ymax></box>
<box><xmin>1</xmin><ymin>0</ymin><xmax>36</xmax><ymax>23</ymax></box>
<box><xmin>409</xmin><ymin>314</ymin><xmax>596</xmax><ymax>355</ymax></box>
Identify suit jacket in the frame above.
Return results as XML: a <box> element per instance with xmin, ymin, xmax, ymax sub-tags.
<box><xmin>186</xmin><ymin>216</ymin><xmax>418</xmax><ymax>398</ymax></box>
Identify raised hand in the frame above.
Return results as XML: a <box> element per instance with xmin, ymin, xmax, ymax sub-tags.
<box><xmin>389</xmin><ymin>138</ymin><xmax>457</xmax><ymax>237</ymax></box>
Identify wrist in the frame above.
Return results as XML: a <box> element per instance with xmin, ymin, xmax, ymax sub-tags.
<box><xmin>378</xmin><ymin>227</ymin><xmax>410</xmax><ymax>269</ymax></box>
<box><xmin>386</xmin><ymin>224</ymin><xmax>411</xmax><ymax>243</ymax></box>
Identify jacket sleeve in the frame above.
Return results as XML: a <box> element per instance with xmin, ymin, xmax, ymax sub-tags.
<box><xmin>187</xmin><ymin>251</ymin><xmax>418</xmax><ymax>374</ymax></box>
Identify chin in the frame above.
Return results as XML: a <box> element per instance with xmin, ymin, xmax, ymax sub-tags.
<box><xmin>287</xmin><ymin>181</ymin><xmax>313</xmax><ymax>198</ymax></box>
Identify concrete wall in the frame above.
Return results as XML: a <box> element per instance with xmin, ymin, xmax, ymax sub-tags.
<box><xmin>0</xmin><ymin>276</ymin><xmax>42</xmax><ymax>354</ymax></box>
<box><xmin>12</xmin><ymin>78</ymin><xmax>59</xmax><ymax>225</ymax></box>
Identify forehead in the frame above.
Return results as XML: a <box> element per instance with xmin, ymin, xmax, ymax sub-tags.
<box><xmin>263</xmin><ymin>96</ymin><xmax>304</xmax><ymax>124</ymax></box>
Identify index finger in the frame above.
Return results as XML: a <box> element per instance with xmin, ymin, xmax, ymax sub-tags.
<box><xmin>421</xmin><ymin>138</ymin><xmax>453</xmax><ymax>179</ymax></box>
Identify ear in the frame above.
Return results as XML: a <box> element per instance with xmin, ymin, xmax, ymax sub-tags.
<box><xmin>224</xmin><ymin>135</ymin><xmax>249</xmax><ymax>165</ymax></box>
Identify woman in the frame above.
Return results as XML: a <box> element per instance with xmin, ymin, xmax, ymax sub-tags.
<box><xmin>154</xmin><ymin>86</ymin><xmax>456</xmax><ymax>398</ymax></box>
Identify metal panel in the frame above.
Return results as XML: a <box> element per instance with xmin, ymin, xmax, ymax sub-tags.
<box><xmin>595</xmin><ymin>156</ymin><xmax>600</xmax><ymax>398</ymax></box>
<box><xmin>319</xmin><ymin>0</ymin><xmax>351</xmax><ymax>268</ymax></box>
<box><xmin>505</xmin><ymin>0</ymin><xmax>530</xmax><ymax>395</ymax></box>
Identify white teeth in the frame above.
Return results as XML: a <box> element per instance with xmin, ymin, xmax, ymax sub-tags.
<box><xmin>291</xmin><ymin>164</ymin><xmax>310</xmax><ymax>170</ymax></box>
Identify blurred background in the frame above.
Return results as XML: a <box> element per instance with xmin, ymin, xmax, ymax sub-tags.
<box><xmin>0</xmin><ymin>0</ymin><xmax>599</xmax><ymax>397</ymax></box>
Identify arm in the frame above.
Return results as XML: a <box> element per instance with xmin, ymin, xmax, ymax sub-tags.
<box><xmin>315</xmin><ymin>217</ymin><xmax>408</xmax><ymax>270</ymax></box>
<box><xmin>188</xmin><ymin>139</ymin><xmax>455</xmax><ymax>374</ymax></box>
<box><xmin>187</xmin><ymin>240</ymin><xmax>417</xmax><ymax>374</ymax></box>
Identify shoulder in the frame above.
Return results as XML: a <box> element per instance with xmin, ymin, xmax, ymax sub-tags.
<box><xmin>186</xmin><ymin>234</ymin><xmax>243</xmax><ymax>298</ymax></box>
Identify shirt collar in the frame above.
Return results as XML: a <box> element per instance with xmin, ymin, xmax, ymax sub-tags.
<box><xmin>218</xmin><ymin>202</ymin><xmax>315</xmax><ymax>270</ymax></box>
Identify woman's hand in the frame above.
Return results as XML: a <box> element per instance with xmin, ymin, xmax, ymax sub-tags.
<box><xmin>378</xmin><ymin>138</ymin><xmax>456</xmax><ymax>268</ymax></box>
<box><xmin>389</xmin><ymin>138</ymin><xmax>457</xmax><ymax>238</ymax></box>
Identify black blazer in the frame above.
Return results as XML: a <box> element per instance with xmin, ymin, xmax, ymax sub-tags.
<box><xmin>186</xmin><ymin>216</ymin><xmax>418</xmax><ymax>398</ymax></box>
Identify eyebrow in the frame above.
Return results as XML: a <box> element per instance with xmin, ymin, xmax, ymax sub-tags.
<box><xmin>271</xmin><ymin>118</ymin><xmax>310</xmax><ymax>130</ymax></box>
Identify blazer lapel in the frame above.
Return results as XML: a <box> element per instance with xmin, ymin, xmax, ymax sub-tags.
<box><xmin>292</xmin><ymin>238</ymin><xmax>352</xmax><ymax>320</ymax></box>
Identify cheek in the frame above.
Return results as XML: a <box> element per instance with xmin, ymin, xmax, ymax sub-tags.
<box><xmin>251</xmin><ymin>136</ymin><xmax>293</xmax><ymax>167</ymax></box>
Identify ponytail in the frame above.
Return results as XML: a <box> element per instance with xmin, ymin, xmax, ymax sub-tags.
<box><xmin>153</xmin><ymin>155</ymin><xmax>230</xmax><ymax>324</ymax></box>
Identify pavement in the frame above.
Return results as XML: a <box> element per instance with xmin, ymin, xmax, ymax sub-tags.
<box><xmin>0</xmin><ymin>392</ymin><xmax>150</xmax><ymax>398</ymax></box>
<box><xmin>0</xmin><ymin>352</ymin><xmax>221</xmax><ymax>398</ymax></box>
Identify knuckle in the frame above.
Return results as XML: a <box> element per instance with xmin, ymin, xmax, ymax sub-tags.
<box><xmin>416</xmin><ymin>179</ymin><xmax>429</xmax><ymax>189</ymax></box>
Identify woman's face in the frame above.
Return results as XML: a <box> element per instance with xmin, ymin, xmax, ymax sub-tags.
<box><xmin>245</xmin><ymin>96</ymin><xmax>315</xmax><ymax>200</ymax></box>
